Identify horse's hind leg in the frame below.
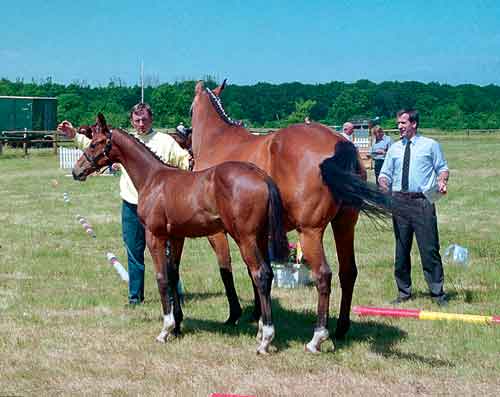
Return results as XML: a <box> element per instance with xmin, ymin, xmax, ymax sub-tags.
<box><xmin>208</xmin><ymin>233</ymin><xmax>243</xmax><ymax>325</ymax></box>
<box><xmin>146</xmin><ymin>231</ymin><xmax>175</xmax><ymax>343</ymax></box>
<box><xmin>299</xmin><ymin>227</ymin><xmax>332</xmax><ymax>353</ymax></box>
<box><xmin>238</xmin><ymin>238</ymin><xmax>275</xmax><ymax>354</ymax></box>
<box><xmin>331</xmin><ymin>207</ymin><xmax>359</xmax><ymax>339</ymax></box>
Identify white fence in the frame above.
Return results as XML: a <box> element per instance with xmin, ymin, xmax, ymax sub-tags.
<box><xmin>59</xmin><ymin>147</ymin><xmax>83</xmax><ymax>169</ymax></box>
<box><xmin>354</xmin><ymin>137</ymin><xmax>370</xmax><ymax>150</ymax></box>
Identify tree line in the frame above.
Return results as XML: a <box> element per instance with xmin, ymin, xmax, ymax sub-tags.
<box><xmin>1</xmin><ymin>77</ymin><xmax>500</xmax><ymax>130</ymax></box>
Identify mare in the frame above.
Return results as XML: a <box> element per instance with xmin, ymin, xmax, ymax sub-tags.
<box><xmin>190</xmin><ymin>80</ymin><xmax>393</xmax><ymax>352</ymax></box>
<box><xmin>72</xmin><ymin>113</ymin><xmax>289</xmax><ymax>354</ymax></box>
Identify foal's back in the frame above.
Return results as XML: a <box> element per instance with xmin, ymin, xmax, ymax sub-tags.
<box><xmin>140</xmin><ymin>161</ymin><xmax>270</xmax><ymax>239</ymax></box>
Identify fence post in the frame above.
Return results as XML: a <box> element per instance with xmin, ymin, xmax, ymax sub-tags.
<box><xmin>0</xmin><ymin>140</ymin><xmax>3</xmax><ymax>155</ymax></box>
<box><xmin>53</xmin><ymin>131</ymin><xmax>58</xmax><ymax>155</ymax></box>
<box><xmin>23</xmin><ymin>133</ymin><xmax>28</xmax><ymax>156</ymax></box>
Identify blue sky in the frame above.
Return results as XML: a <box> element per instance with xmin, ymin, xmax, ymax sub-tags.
<box><xmin>1</xmin><ymin>0</ymin><xmax>499</xmax><ymax>86</ymax></box>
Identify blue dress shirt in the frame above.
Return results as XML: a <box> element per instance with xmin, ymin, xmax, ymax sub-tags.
<box><xmin>379</xmin><ymin>134</ymin><xmax>448</xmax><ymax>193</ymax></box>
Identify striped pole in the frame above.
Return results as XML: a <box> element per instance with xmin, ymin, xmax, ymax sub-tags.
<box><xmin>76</xmin><ymin>214</ymin><xmax>97</xmax><ymax>238</ymax></box>
<box><xmin>353</xmin><ymin>306</ymin><xmax>500</xmax><ymax>325</ymax></box>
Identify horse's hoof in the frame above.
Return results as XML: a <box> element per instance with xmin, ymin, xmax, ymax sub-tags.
<box><xmin>305</xmin><ymin>327</ymin><xmax>329</xmax><ymax>353</ymax></box>
<box><xmin>304</xmin><ymin>343</ymin><xmax>321</xmax><ymax>354</ymax></box>
<box><xmin>156</xmin><ymin>333</ymin><xmax>167</xmax><ymax>343</ymax></box>
<box><xmin>256</xmin><ymin>346</ymin><xmax>270</xmax><ymax>355</ymax></box>
<box><xmin>172</xmin><ymin>327</ymin><xmax>182</xmax><ymax>338</ymax></box>
<box><xmin>334</xmin><ymin>320</ymin><xmax>351</xmax><ymax>340</ymax></box>
<box><xmin>224</xmin><ymin>313</ymin><xmax>241</xmax><ymax>326</ymax></box>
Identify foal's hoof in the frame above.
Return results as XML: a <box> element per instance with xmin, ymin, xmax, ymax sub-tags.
<box><xmin>224</xmin><ymin>311</ymin><xmax>242</xmax><ymax>326</ymax></box>
<box><xmin>256</xmin><ymin>346</ymin><xmax>270</xmax><ymax>355</ymax></box>
<box><xmin>156</xmin><ymin>332</ymin><xmax>167</xmax><ymax>343</ymax></box>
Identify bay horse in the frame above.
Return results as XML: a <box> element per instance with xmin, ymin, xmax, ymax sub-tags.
<box><xmin>190</xmin><ymin>80</ymin><xmax>393</xmax><ymax>353</ymax></box>
<box><xmin>72</xmin><ymin>113</ymin><xmax>289</xmax><ymax>354</ymax></box>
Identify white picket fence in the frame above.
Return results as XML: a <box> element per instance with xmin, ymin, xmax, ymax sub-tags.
<box><xmin>59</xmin><ymin>147</ymin><xmax>83</xmax><ymax>169</ymax></box>
<box><xmin>354</xmin><ymin>137</ymin><xmax>370</xmax><ymax>150</ymax></box>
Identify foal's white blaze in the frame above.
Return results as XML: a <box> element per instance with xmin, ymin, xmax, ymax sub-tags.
<box><xmin>156</xmin><ymin>311</ymin><xmax>175</xmax><ymax>343</ymax></box>
<box><xmin>256</xmin><ymin>324</ymin><xmax>275</xmax><ymax>355</ymax></box>
<box><xmin>305</xmin><ymin>327</ymin><xmax>330</xmax><ymax>353</ymax></box>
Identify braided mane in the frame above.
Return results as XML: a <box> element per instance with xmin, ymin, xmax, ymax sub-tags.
<box><xmin>205</xmin><ymin>88</ymin><xmax>243</xmax><ymax>127</ymax></box>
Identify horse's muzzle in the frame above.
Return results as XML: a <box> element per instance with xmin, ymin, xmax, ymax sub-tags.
<box><xmin>72</xmin><ymin>169</ymin><xmax>87</xmax><ymax>181</ymax></box>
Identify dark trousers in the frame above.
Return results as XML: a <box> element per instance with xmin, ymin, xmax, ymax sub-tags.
<box><xmin>374</xmin><ymin>159</ymin><xmax>384</xmax><ymax>186</ymax></box>
<box><xmin>122</xmin><ymin>200</ymin><xmax>182</xmax><ymax>305</ymax></box>
<box><xmin>392</xmin><ymin>196</ymin><xmax>445</xmax><ymax>299</ymax></box>
<box><xmin>122</xmin><ymin>201</ymin><xmax>146</xmax><ymax>303</ymax></box>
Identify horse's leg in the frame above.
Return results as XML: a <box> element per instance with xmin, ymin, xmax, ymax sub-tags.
<box><xmin>331</xmin><ymin>208</ymin><xmax>359</xmax><ymax>339</ymax></box>
<box><xmin>167</xmin><ymin>237</ymin><xmax>185</xmax><ymax>337</ymax></box>
<box><xmin>238</xmin><ymin>238</ymin><xmax>274</xmax><ymax>354</ymax></box>
<box><xmin>300</xmin><ymin>227</ymin><xmax>332</xmax><ymax>353</ymax></box>
<box><xmin>207</xmin><ymin>233</ymin><xmax>243</xmax><ymax>325</ymax></box>
<box><xmin>145</xmin><ymin>231</ymin><xmax>175</xmax><ymax>343</ymax></box>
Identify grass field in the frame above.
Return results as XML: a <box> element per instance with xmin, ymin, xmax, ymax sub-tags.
<box><xmin>1</xmin><ymin>134</ymin><xmax>499</xmax><ymax>396</ymax></box>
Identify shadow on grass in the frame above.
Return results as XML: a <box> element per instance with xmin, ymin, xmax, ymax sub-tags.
<box><xmin>177</xmin><ymin>297</ymin><xmax>453</xmax><ymax>367</ymax></box>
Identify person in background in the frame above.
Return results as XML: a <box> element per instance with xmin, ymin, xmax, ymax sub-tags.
<box><xmin>58</xmin><ymin>103</ymin><xmax>190</xmax><ymax>306</ymax></box>
<box><xmin>379</xmin><ymin>109</ymin><xmax>449</xmax><ymax>306</ymax></box>
<box><xmin>341</xmin><ymin>122</ymin><xmax>354</xmax><ymax>142</ymax></box>
<box><xmin>370</xmin><ymin>126</ymin><xmax>393</xmax><ymax>186</ymax></box>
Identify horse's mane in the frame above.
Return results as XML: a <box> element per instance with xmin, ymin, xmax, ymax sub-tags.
<box><xmin>205</xmin><ymin>88</ymin><xmax>244</xmax><ymax>127</ymax></box>
<box><xmin>114</xmin><ymin>128</ymin><xmax>180</xmax><ymax>169</ymax></box>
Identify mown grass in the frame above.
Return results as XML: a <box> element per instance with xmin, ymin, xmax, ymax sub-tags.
<box><xmin>0</xmin><ymin>135</ymin><xmax>499</xmax><ymax>396</ymax></box>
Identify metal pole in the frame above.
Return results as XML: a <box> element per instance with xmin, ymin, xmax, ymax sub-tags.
<box><xmin>141</xmin><ymin>60</ymin><xmax>144</xmax><ymax>104</ymax></box>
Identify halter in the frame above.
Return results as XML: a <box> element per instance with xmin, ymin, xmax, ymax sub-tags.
<box><xmin>83</xmin><ymin>130</ymin><xmax>113</xmax><ymax>170</ymax></box>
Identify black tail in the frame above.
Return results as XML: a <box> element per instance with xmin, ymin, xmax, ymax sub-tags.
<box><xmin>319</xmin><ymin>141</ymin><xmax>393</xmax><ymax>220</ymax></box>
<box><xmin>265</xmin><ymin>178</ymin><xmax>289</xmax><ymax>263</ymax></box>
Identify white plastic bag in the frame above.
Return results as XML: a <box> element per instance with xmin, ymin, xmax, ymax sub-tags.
<box><xmin>443</xmin><ymin>244</ymin><xmax>469</xmax><ymax>267</ymax></box>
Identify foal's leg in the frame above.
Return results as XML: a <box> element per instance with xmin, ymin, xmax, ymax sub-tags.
<box><xmin>146</xmin><ymin>231</ymin><xmax>175</xmax><ymax>343</ymax></box>
<box><xmin>238</xmin><ymin>238</ymin><xmax>275</xmax><ymax>354</ymax></box>
<box><xmin>331</xmin><ymin>207</ymin><xmax>359</xmax><ymax>339</ymax></box>
<box><xmin>299</xmin><ymin>227</ymin><xmax>332</xmax><ymax>353</ymax></box>
<box><xmin>167</xmin><ymin>237</ymin><xmax>185</xmax><ymax>336</ymax></box>
<box><xmin>208</xmin><ymin>233</ymin><xmax>243</xmax><ymax>325</ymax></box>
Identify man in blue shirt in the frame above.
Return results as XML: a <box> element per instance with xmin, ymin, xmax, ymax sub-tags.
<box><xmin>379</xmin><ymin>109</ymin><xmax>449</xmax><ymax>306</ymax></box>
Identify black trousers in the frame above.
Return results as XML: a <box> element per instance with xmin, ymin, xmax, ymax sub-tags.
<box><xmin>374</xmin><ymin>159</ymin><xmax>384</xmax><ymax>186</ymax></box>
<box><xmin>392</xmin><ymin>196</ymin><xmax>445</xmax><ymax>298</ymax></box>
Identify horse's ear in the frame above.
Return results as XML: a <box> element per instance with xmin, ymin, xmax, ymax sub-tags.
<box><xmin>213</xmin><ymin>79</ymin><xmax>227</xmax><ymax>96</ymax></box>
<box><xmin>96</xmin><ymin>113</ymin><xmax>109</xmax><ymax>132</ymax></box>
<box><xmin>195</xmin><ymin>81</ymin><xmax>204</xmax><ymax>95</ymax></box>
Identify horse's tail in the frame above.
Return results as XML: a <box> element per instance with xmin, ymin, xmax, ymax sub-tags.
<box><xmin>265</xmin><ymin>178</ymin><xmax>290</xmax><ymax>263</ymax></box>
<box><xmin>319</xmin><ymin>140</ymin><xmax>393</xmax><ymax>220</ymax></box>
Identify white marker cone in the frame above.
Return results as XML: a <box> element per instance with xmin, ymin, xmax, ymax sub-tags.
<box><xmin>106</xmin><ymin>252</ymin><xmax>129</xmax><ymax>282</ymax></box>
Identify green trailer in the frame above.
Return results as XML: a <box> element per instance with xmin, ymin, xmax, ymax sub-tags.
<box><xmin>0</xmin><ymin>96</ymin><xmax>57</xmax><ymax>132</ymax></box>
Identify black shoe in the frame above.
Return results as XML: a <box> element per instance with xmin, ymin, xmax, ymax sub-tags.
<box><xmin>390</xmin><ymin>295</ymin><xmax>412</xmax><ymax>305</ymax></box>
<box><xmin>433</xmin><ymin>294</ymin><xmax>448</xmax><ymax>307</ymax></box>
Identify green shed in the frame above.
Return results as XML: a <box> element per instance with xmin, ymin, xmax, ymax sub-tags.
<box><xmin>0</xmin><ymin>96</ymin><xmax>57</xmax><ymax>132</ymax></box>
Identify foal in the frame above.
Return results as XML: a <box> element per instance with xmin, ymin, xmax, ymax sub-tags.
<box><xmin>72</xmin><ymin>113</ymin><xmax>288</xmax><ymax>354</ymax></box>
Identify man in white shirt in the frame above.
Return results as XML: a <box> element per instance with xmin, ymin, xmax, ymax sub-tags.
<box><xmin>58</xmin><ymin>103</ymin><xmax>190</xmax><ymax>306</ymax></box>
<box><xmin>341</xmin><ymin>122</ymin><xmax>354</xmax><ymax>142</ymax></box>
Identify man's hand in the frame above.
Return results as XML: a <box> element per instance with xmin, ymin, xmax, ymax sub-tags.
<box><xmin>378</xmin><ymin>176</ymin><xmax>390</xmax><ymax>193</ymax></box>
<box><xmin>111</xmin><ymin>163</ymin><xmax>121</xmax><ymax>171</ymax></box>
<box><xmin>57</xmin><ymin>120</ymin><xmax>77</xmax><ymax>138</ymax></box>
<box><xmin>437</xmin><ymin>172</ymin><xmax>449</xmax><ymax>194</ymax></box>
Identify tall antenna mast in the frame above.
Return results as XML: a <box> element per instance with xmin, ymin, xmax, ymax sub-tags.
<box><xmin>141</xmin><ymin>60</ymin><xmax>144</xmax><ymax>103</ymax></box>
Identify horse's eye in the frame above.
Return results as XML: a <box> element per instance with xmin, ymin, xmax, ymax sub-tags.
<box><xmin>90</xmin><ymin>143</ymin><xmax>96</xmax><ymax>149</ymax></box>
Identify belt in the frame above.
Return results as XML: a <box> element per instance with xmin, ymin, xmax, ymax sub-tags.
<box><xmin>393</xmin><ymin>191</ymin><xmax>425</xmax><ymax>199</ymax></box>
